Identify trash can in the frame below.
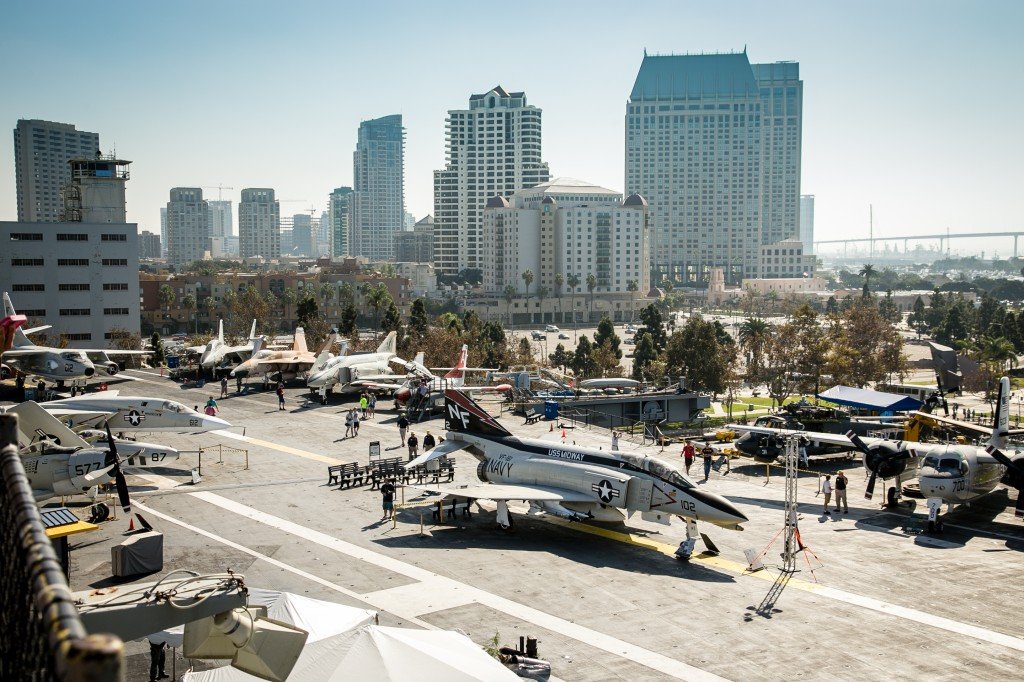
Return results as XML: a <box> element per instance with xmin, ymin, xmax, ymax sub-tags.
<box><xmin>544</xmin><ymin>400</ymin><xmax>559</xmax><ymax>421</ymax></box>
<box><xmin>167</xmin><ymin>355</ymin><xmax>180</xmax><ymax>369</ymax></box>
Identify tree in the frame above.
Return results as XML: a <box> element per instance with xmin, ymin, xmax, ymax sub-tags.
<box><xmin>548</xmin><ymin>343</ymin><xmax>572</xmax><ymax>372</ymax></box>
<box><xmin>586</xmin><ymin>273</ymin><xmax>597</xmax><ymax>323</ymax></box>
<box><xmin>664</xmin><ymin>316</ymin><xmax>736</xmax><ymax>395</ymax></box>
<box><xmin>339</xmin><ymin>303</ymin><xmax>358</xmax><ymax>336</ymax></box>
<box><xmin>181</xmin><ymin>293</ymin><xmax>197</xmax><ymax>333</ymax></box>
<box><xmin>280</xmin><ymin>288</ymin><xmax>298</xmax><ymax>322</ymax></box>
<box><xmin>319</xmin><ymin>281</ymin><xmax>335</xmax><ymax>308</ymax></box>
<box><xmin>516</xmin><ymin>336</ymin><xmax>534</xmax><ymax>365</ymax></box>
<box><xmin>631</xmin><ymin>330</ymin><xmax>658</xmax><ymax>381</ymax></box>
<box><xmin>981</xmin><ymin>336</ymin><xmax>1017</xmax><ymax>372</ymax></box>
<box><xmin>521</xmin><ymin>270</ymin><xmax>534</xmax><ymax>301</ymax></box>
<box><xmin>571</xmin><ymin>335</ymin><xmax>597</xmax><ymax>379</ymax></box>
<box><xmin>296</xmin><ymin>294</ymin><xmax>319</xmax><ymax>329</ymax></box>
<box><xmin>201</xmin><ymin>296</ymin><xmax>218</xmax><ymax>331</ymax></box>
<box><xmin>825</xmin><ymin>295</ymin><xmax>839</xmax><ymax>315</ymax></box>
<box><xmin>858</xmin><ymin>263</ymin><xmax>876</xmax><ymax>298</ymax></box>
<box><xmin>231</xmin><ymin>284</ymin><xmax>271</xmax><ymax>336</ymax></box>
<box><xmin>408</xmin><ymin>298</ymin><xmax>429</xmax><ymax>337</ymax></box>
<box><xmin>593</xmin><ymin>316</ymin><xmax>622</xmax><ymax>360</ymax></box>
<box><xmin>626</xmin><ymin>279</ymin><xmax>639</xmax><ymax>321</ymax></box>
<box><xmin>362</xmin><ymin>283</ymin><xmax>392</xmax><ymax>335</ymax></box>
<box><xmin>566</xmin><ymin>274</ymin><xmax>581</xmax><ymax>329</ymax></box>
<box><xmin>150</xmin><ymin>332</ymin><xmax>165</xmax><ymax>365</ymax></box>
<box><xmin>503</xmin><ymin>285</ymin><xmax>517</xmax><ymax>328</ymax></box>
<box><xmin>381</xmin><ymin>299</ymin><xmax>402</xmax><ymax>334</ymax></box>
<box><xmin>554</xmin><ymin>273</ymin><xmax>564</xmax><ymax>321</ymax></box>
<box><xmin>790</xmin><ymin>305</ymin><xmax>829</xmax><ymax>396</ymax></box>
<box><xmin>638</xmin><ymin>304</ymin><xmax>667</xmax><ymax>352</ymax></box>
<box><xmin>592</xmin><ymin>340</ymin><xmax>623</xmax><ymax>377</ymax></box>
<box><xmin>536</xmin><ymin>285</ymin><xmax>549</xmax><ymax>323</ymax></box>
<box><xmin>738</xmin><ymin>317</ymin><xmax>771</xmax><ymax>380</ymax></box>
<box><xmin>755</xmin><ymin>323</ymin><xmax>800</xmax><ymax>407</ymax></box>
<box><xmin>159</xmin><ymin>284</ymin><xmax>176</xmax><ymax>318</ymax></box>
<box><xmin>909</xmin><ymin>296</ymin><xmax>927</xmax><ymax>335</ymax></box>
<box><xmin>878</xmin><ymin>289</ymin><xmax>900</xmax><ymax>324</ymax></box>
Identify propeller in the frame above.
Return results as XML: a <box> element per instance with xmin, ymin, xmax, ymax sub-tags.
<box><xmin>985</xmin><ymin>445</ymin><xmax>1024</xmax><ymax>518</ymax></box>
<box><xmin>846</xmin><ymin>430</ymin><xmax>911</xmax><ymax>500</ymax></box>
<box><xmin>104</xmin><ymin>420</ymin><xmax>132</xmax><ymax>516</ymax></box>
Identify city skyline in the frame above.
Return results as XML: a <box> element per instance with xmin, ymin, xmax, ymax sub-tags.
<box><xmin>1</xmin><ymin>1</ymin><xmax>1022</xmax><ymax>254</ymax></box>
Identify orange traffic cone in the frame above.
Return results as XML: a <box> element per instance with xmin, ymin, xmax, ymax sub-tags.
<box><xmin>561</xmin><ymin>428</ymin><xmax>566</xmax><ymax>440</ymax></box>
<box><xmin>127</xmin><ymin>516</ymin><xmax>135</xmax><ymax>531</ymax></box>
<box><xmin>550</xmin><ymin>422</ymin><xmax>554</xmax><ymax>432</ymax></box>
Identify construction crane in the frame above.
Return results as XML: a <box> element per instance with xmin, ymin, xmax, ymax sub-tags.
<box><xmin>201</xmin><ymin>185</ymin><xmax>234</xmax><ymax>200</ymax></box>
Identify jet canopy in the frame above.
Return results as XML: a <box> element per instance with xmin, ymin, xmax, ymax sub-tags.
<box><xmin>922</xmin><ymin>453</ymin><xmax>968</xmax><ymax>475</ymax></box>
<box><xmin>162</xmin><ymin>400</ymin><xmax>187</xmax><ymax>413</ymax></box>
<box><xmin>617</xmin><ymin>453</ymin><xmax>695</xmax><ymax>489</ymax></box>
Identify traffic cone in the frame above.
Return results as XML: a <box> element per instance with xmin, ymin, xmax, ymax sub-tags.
<box><xmin>561</xmin><ymin>428</ymin><xmax>566</xmax><ymax>440</ymax></box>
<box><xmin>550</xmin><ymin>422</ymin><xmax>554</xmax><ymax>432</ymax></box>
<box><xmin>127</xmin><ymin>516</ymin><xmax>135</xmax><ymax>531</ymax></box>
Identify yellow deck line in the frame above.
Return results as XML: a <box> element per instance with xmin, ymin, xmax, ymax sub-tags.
<box><xmin>212</xmin><ymin>429</ymin><xmax>344</xmax><ymax>465</ymax></box>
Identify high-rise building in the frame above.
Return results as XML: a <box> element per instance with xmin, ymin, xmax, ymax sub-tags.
<box><xmin>433</xmin><ymin>86</ymin><xmax>550</xmax><ymax>278</ymax></box>
<box><xmin>351</xmin><ymin>115</ymin><xmax>405</xmax><ymax>261</ymax></box>
<box><xmin>328</xmin><ymin>187</ymin><xmax>353</xmax><ymax>258</ymax></box>
<box><xmin>291</xmin><ymin>213</ymin><xmax>314</xmax><ymax>257</ymax></box>
<box><xmin>13</xmin><ymin>119</ymin><xmax>100</xmax><ymax>222</ymax></box>
<box><xmin>800</xmin><ymin>194</ymin><xmax>814</xmax><ymax>254</ymax></box>
<box><xmin>317</xmin><ymin>210</ymin><xmax>331</xmax><ymax>256</ymax></box>
<box><xmin>166</xmin><ymin>188</ymin><xmax>210</xmax><ymax>268</ymax></box>
<box><xmin>160</xmin><ymin>207</ymin><xmax>168</xmax><ymax>257</ymax></box>
<box><xmin>139</xmin><ymin>230</ymin><xmax>162</xmax><ymax>259</ymax></box>
<box><xmin>60</xmin><ymin>155</ymin><xmax>130</xmax><ymax>223</ymax></box>
<box><xmin>208</xmin><ymin>200</ymin><xmax>233</xmax><ymax>238</ymax></box>
<box><xmin>238</xmin><ymin>188</ymin><xmax>280</xmax><ymax>259</ymax></box>
<box><xmin>626</xmin><ymin>51</ymin><xmax>802</xmax><ymax>284</ymax></box>
<box><xmin>481</xmin><ymin>178</ymin><xmax>650</xmax><ymax>298</ymax></box>
<box><xmin>394</xmin><ymin>215</ymin><xmax>434</xmax><ymax>263</ymax></box>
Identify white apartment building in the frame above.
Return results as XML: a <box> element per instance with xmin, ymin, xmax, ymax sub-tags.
<box><xmin>481</xmin><ymin>178</ymin><xmax>650</xmax><ymax>297</ymax></box>
<box><xmin>166</xmin><ymin>187</ymin><xmax>210</xmax><ymax>268</ymax></box>
<box><xmin>207</xmin><ymin>200</ymin><xmax>233</xmax><ymax>238</ymax></box>
<box><xmin>351</xmin><ymin>115</ymin><xmax>404</xmax><ymax>261</ymax></box>
<box><xmin>160</xmin><ymin>207</ymin><xmax>168</xmax><ymax>257</ymax></box>
<box><xmin>433</xmin><ymin>86</ymin><xmax>550</xmax><ymax>278</ymax></box>
<box><xmin>1</xmin><ymin>221</ymin><xmax>140</xmax><ymax>347</ymax></box>
<box><xmin>758</xmin><ymin>239</ymin><xmax>816</xmax><ymax>278</ymax></box>
<box><xmin>14</xmin><ymin>119</ymin><xmax>100</xmax><ymax>222</ymax></box>
<box><xmin>238</xmin><ymin>188</ymin><xmax>280</xmax><ymax>259</ymax></box>
<box><xmin>626</xmin><ymin>51</ymin><xmax>802</xmax><ymax>285</ymax></box>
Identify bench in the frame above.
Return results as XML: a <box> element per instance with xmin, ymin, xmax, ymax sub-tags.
<box><xmin>431</xmin><ymin>496</ymin><xmax>473</xmax><ymax>522</ymax></box>
<box><xmin>525</xmin><ymin>408</ymin><xmax>543</xmax><ymax>425</ymax></box>
<box><xmin>368</xmin><ymin>457</ymin><xmax>404</xmax><ymax>489</ymax></box>
<box><xmin>406</xmin><ymin>456</ymin><xmax>456</xmax><ymax>485</ymax></box>
<box><xmin>327</xmin><ymin>465</ymin><xmax>344</xmax><ymax>486</ymax></box>
<box><xmin>328</xmin><ymin>462</ymin><xmax>364</xmax><ymax>488</ymax></box>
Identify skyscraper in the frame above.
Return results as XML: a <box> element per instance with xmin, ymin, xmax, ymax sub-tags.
<box><xmin>625</xmin><ymin>51</ymin><xmax>802</xmax><ymax>283</ymax></box>
<box><xmin>328</xmin><ymin>187</ymin><xmax>353</xmax><ymax>258</ymax></box>
<box><xmin>351</xmin><ymin>115</ymin><xmax>405</xmax><ymax>261</ymax></box>
<box><xmin>291</xmin><ymin>213</ymin><xmax>314</xmax><ymax>257</ymax></box>
<box><xmin>433</xmin><ymin>86</ymin><xmax>550</xmax><ymax>278</ymax></box>
<box><xmin>160</xmin><ymin>207</ymin><xmax>168</xmax><ymax>257</ymax></box>
<box><xmin>166</xmin><ymin>188</ymin><xmax>210</xmax><ymax>268</ymax></box>
<box><xmin>238</xmin><ymin>188</ymin><xmax>280</xmax><ymax>259</ymax></box>
<box><xmin>800</xmin><ymin>194</ymin><xmax>815</xmax><ymax>254</ymax></box>
<box><xmin>13</xmin><ymin>119</ymin><xmax>100</xmax><ymax>222</ymax></box>
<box><xmin>207</xmin><ymin>200</ymin><xmax>233</xmax><ymax>238</ymax></box>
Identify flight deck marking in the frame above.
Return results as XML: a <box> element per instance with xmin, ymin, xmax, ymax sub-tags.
<box><xmin>211</xmin><ymin>429</ymin><xmax>343</xmax><ymax>465</ymax></box>
<box><xmin>137</xmin><ymin>489</ymin><xmax>724</xmax><ymax>681</ymax></box>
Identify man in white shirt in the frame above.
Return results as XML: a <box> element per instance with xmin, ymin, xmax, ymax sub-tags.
<box><xmin>821</xmin><ymin>475</ymin><xmax>833</xmax><ymax>515</ymax></box>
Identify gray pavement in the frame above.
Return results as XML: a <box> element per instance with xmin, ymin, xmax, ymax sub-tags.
<box><xmin>23</xmin><ymin>368</ymin><xmax>1024</xmax><ymax>681</ymax></box>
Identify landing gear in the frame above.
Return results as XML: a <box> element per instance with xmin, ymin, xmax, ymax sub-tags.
<box><xmin>925</xmin><ymin>497</ymin><xmax>944</xmax><ymax>533</ymax></box>
<box><xmin>496</xmin><ymin>500</ymin><xmax>514</xmax><ymax>530</ymax></box>
<box><xmin>886</xmin><ymin>486</ymin><xmax>899</xmax><ymax>507</ymax></box>
<box><xmin>675</xmin><ymin>519</ymin><xmax>699</xmax><ymax>561</ymax></box>
<box><xmin>319</xmin><ymin>386</ymin><xmax>328</xmax><ymax>406</ymax></box>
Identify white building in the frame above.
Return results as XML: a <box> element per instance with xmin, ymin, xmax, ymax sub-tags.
<box><xmin>207</xmin><ymin>200</ymin><xmax>233</xmax><ymax>238</ymax></box>
<box><xmin>166</xmin><ymin>188</ymin><xmax>210</xmax><ymax>268</ymax></box>
<box><xmin>351</xmin><ymin>115</ymin><xmax>404</xmax><ymax>261</ymax></box>
<box><xmin>13</xmin><ymin>119</ymin><xmax>100</xmax><ymax>222</ymax></box>
<box><xmin>238</xmin><ymin>188</ymin><xmax>280</xmax><ymax>259</ymax></box>
<box><xmin>394</xmin><ymin>262</ymin><xmax>438</xmax><ymax>298</ymax></box>
<box><xmin>758</xmin><ymin>239</ymin><xmax>816</xmax><ymax>278</ymax></box>
<box><xmin>481</xmin><ymin>178</ymin><xmax>650</xmax><ymax>299</ymax></box>
<box><xmin>59</xmin><ymin>155</ymin><xmax>130</xmax><ymax>224</ymax></box>
<box><xmin>433</xmin><ymin>86</ymin><xmax>550</xmax><ymax>278</ymax></box>
<box><xmin>1</xmin><ymin>221</ymin><xmax>140</xmax><ymax>346</ymax></box>
<box><xmin>800</xmin><ymin>194</ymin><xmax>814</xmax><ymax>254</ymax></box>
<box><xmin>160</xmin><ymin>207</ymin><xmax>167</xmax><ymax>257</ymax></box>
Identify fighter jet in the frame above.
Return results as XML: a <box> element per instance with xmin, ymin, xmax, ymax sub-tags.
<box><xmin>190</xmin><ymin>319</ymin><xmax>261</xmax><ymax>376</ymax></box>
<box><xmin>40</xmin><ymin>390</ymin><xmax>230</xmax><ymax>432</ymax></box>
<box><xmin>1</xmin><ymin>292</ymin><xmax>151</xmax><ymax>383</ymax></box>
<box><xmin>405</xmin><ymin>390</ymin><xmax>748</xmax><ymax>560</ymax></box>
<box><xmin>230</xmin><ymin>328</ymin><xmax>334</xmax><ymax>384</ymax></box>
<box><xmin>729</xmin><ymin>377</ymin><xmax>1024</xmax><ymax>532</ymax></box>
<box><xmin>306</xmin><ymin>331</ymin><xmax>402</xmax><ymax>399</ymax></box>
<box><xmin>9</xmin><ymin>401</ymin><xmax>178</xmax><ymax>504</ymax></box>
<box><xmin>391</xmin><ymin>344</ymin><xmax>511</xmax><ymax>407</ymax></box>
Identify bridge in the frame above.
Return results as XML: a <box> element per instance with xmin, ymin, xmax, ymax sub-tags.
<box><xmin>815</xmin><ymin>231</ymin><xmax>1024</xmax><ymax>258</ymax></box>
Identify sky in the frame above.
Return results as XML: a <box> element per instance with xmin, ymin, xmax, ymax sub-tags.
<box><xmin>1</xmin><ymin>1</ymin><xmax>1022</xmax><ymax>256</ymax></box>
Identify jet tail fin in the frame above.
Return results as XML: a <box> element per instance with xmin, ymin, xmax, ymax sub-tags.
<box><xmin>248</xmin><ymin>319</ymin><xmax>257</xmax><ymax>340</ymax></box>
<box><xmin>293</xmin><ymin>327</ymin><xmax>307</xmax><ymax>353</ymax></box>
<box><xmin>989</xmin><ymin>376</ymin><xmax>1010</xmax><ymax>449</ymax></box>
<box><xmin>444</xmin><ymin>344</ymin><xmax>469</xmax><ymax>381</ymax></box>
<box><xmin>218</xmin><ymin>319</ymin><xmax>224</xmax><ymax>344</ymax></box>
<box><xmin>376</xmin><ymin>331</ymin><xmax>397</xmax><ymax>355</ymax></box>
<box><xmin>444</xmin><ymin>389</ymin><xmax>512</xmax><ymax>438</ymax></box>
<box><xmin>4</xmin><ymin>292</ymin><xmax>32</xmax><ymax>348</ymax></box>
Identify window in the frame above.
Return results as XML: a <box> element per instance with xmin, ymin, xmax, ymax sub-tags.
<box><xmin>12</xmin><ymin>283</ymin><xmax>44</xmax><ymax>291</ymax></box>
<box><xmin>11</xmin><ymin>258</ymin><xmax>44</xmax><ymax>266</ymax></box>
<box><xmin>57</xmin><ymin>258</ymin><xmax>90</xmax><ymax>266</ymax></box>
<box><xmin>103</xmin><ymin>307</ymin><xmax>129</xmax><ymax>315</ymax></box>
<box><xmin>102</xmin><ymin>258</ymin><xmax>128</xmax><ymax>266</ymax></box>
<box><xmin>103</xmin><ymin>283</ymin><xmax>129</xmax><ymax>291</ymax></box>
<box><xmin>20</xmin><ymin>309</ymin><xmax>45</xmax><ymax>316</ymax></box>
<box><xmin>65</xmin><ymin>333</ymin><xmax>92</xmax><ymax>341</ymax></box>
<box><xmin>101</xmin><ymin>234</ymin><xmax>127</xmax><ymax>242</ymax></box>
<box><xmin>59</xmin><ymin>283</ymin><xmax>91</xmax><ymax>291</ymax></box>
<box><xmin>59</xmin><ymin>308</ymin><xmax>91</xmax><ymax>316</ymax></box>
<box><xmin>10</xmin><ymin>233</ymin><xmax>43</xmax><ymax>241</ymax></box>
<box><xmin>57</xmin><ymin>233</ymin><xmax>88</xmax><ymax>241</ymax></box>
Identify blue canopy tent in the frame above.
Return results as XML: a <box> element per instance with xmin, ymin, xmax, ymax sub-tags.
<box><xmin>816</xmin><ymin>386</ymin><xmax>923</xmax><ymax>415</ymax></box>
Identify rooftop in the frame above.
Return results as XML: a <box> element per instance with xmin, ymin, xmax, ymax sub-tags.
<box><xmin>630</xmin><ymin>51</ymin><xmax>759</xmax><ymax>101</ymax></box>
<box><xmin>517</xmin><ymin>177</ymin><xmax>621</xmax><ymax>197</ymax></box>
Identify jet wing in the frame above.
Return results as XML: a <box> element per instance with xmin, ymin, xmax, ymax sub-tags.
<box><xmin>83</xmin><ymin>349</ymin><xmax>151</xmax><ymax>357</ymax></box>
<box><xmin>348</xmin><ymin>380</ymin><xmax>404</xmax><ymax>391</ymax></box>
<box><xmin>405</xmin><ymin>439</ymin><xmax>473</xmax><ymax>468</ymax></box>
<box><xmin>1</xmin><ymin>348</ymin><xmax>47</xmax><ymax>357</ymax></box>
<box><xmin>9</xmin><ymin>401</ymin><xmax>91</xmax><ymax>449</ymax></box>
<box><xmin>41</xmin><ymin>407</ymin><xmax>114</xmax><ymax>427</ymax></box>
<box><xmin>727</xmin><ymin>424</ymin><xmax>868</xmax><ymax>448</ymax></box>
<box><xmin>908</xmin><ymin>411</ymin><xmax>1024</xmax><ymax>437</ymax></box>
<box><xmin>412</xmin><ymin>482</ymin><xmax>595</xmax><ymax>503</ymax></box>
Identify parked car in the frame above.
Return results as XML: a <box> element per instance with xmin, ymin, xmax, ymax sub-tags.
<box><xmin>531</xmin><ymin>331</ymin><xmax>546</xmax><ymax>341</ymax></box>
<box><xmin>545</xmin><ymin>325</ymin><xmax>560</xmax><ymax>332</ymax></box>
<box><xmin>558</xmin><ymin>333</ymin><xmax>570</xmax><ymax>340</ymax></box>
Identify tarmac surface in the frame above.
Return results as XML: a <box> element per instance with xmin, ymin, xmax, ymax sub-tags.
<box><xmin>22</xmin><ymin>368</ymin><xmax>1024</xmax><ymax>681</ymax></box>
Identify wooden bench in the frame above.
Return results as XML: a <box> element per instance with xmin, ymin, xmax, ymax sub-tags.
<box><xmin>328</xmin><ymin>463</ymin><xmax>364</xmax><ymax>488</ymax></box>
<box><xmin>368</xmin><ymin>457</ymin><xmax>404</xmax><ymax>489</ymax></box>
<box><xmin>327</xmin><ymin>465</ymin><xmax>344</xmax><ymax>486</ymax></box>
<box><xmin>525</xmin><ymin>408</ymin><xmax>543</xmax><ymax>425</ymax></box>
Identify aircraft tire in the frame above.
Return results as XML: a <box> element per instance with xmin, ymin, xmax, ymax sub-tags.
<box><xmin>886</xmin><ymin>486</ymin><xmax>898</xmax><ymax>507</ymax></box>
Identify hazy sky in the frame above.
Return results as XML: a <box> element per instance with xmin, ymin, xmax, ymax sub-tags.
<box><xmin>2</xmin><ymin>1</ymin><xmax>1021</xmax><ymax>254</ymax></box>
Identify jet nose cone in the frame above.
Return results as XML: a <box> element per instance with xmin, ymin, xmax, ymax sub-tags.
<box><xmin>230</xmin><ymin>368</ymin><xmax>246</xmax><ymax>378</ymax></box>
<box><xmin>201</xmin><ymin>415</ymin><xmax>231</xmax><ymax>430</ymax></box>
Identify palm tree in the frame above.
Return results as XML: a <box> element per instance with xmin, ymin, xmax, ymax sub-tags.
<box><xmin>536</xmin><ymin>285</ymin><xmax>550</xmax><ymax>324</ymax></box>
<box><xmin>626</xmin><ymin>279</ymin><xmax>639</xmax><ymax>322</ymax></box>
<box><xmin>280</xmin><ymin>288</ymin><xmax>297</xmax><ymax>323</ymax></box>
<box><xmin>554</xmin><ymin>273</ymin><xmax>564</xmax><ymax>323</ymax></box>
<box><xmin>982</xmin><ymin>336</ymin><xmax>1017</xmax><ymax>372</ymax></box>
<box><xmin>158</xmin><ymin>284</ymin><xmax>176</xmax><ymax>319</ymax></box>
<box><xmin>319</xmin><ymin>281</ymin><xmax>335</xmax><ymax>308</ymax></box>
<box><xmin>202</xmin><ymin>296</ymin><xmax>218</xmax><ymax>332</ymax></box>
<box><xmin>859</xmin><ymin>264</ymin><xmax>876</xmax><ymax>298</ymax></box>
<box><xmin>521</xmin><ymin>270</ymin><xmax>534</xmax><ymax>323</ymax></box>
<box><xmin>566</xmin><ymin>274</ymin><xmax>581</xmax><ymax>337</ymax></box>
<box><xmin>503</xmin><ymin>284</ymin><xmax>517</xmax><ymax>329</ymax></box>
<box><xmin>181</xmin><ymin>293</ymin><xmax>197</xmax><ymax>334</ymax></box>
<box><xmin>362</xmin><ymin>283</ymin><xmax>391</xmax><ymax>336</ymax></box>
<box><xmin>586</xmin><ymin>273</ymin><xmax>597</xmax><ymax>324</ymax></box>
<box><xmin>738</xmin><ymin>317</ymin><xmax>771</xmax><ymax>378</ymax></box>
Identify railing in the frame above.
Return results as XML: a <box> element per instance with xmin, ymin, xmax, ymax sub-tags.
<box><xmin>0</xmin><ymin>414</ymin><xmax>124</xmax><ymax>681</ymax></box>
<box><xmin>198</xmin><ymin>443</ymin><xmax>249</xmax><ymax>476</ymax></box>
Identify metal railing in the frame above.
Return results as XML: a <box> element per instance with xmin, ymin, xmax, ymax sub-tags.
<box><xmin>0</xmin><ymin>414</ymin><xmax>124</xmax><ymax>681</ymax></box>
<box><xmin>197</xmin><ymin>443</ymin><xmax>249</xmax><ymax>476</ymax></box>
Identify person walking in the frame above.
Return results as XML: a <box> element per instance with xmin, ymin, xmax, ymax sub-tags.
<box><xmin>36</xmin><ymin>379</ymin><xmax>46</xmax><ymax>401</ymax></box>
<box><xmin>407</xmin><ymin>431</ymin><xmax>419</xmax><ymax>460</ymax></box>
<box><xmin>148</xmin><ymin>638</ymin><xmax>168</xmax><ymax>681</ymax></box>
<box><xmin>220</xmin><ymin>375</ymin><xmax>228</xmax><ymax>398</ymax></box>
<box><xmin>236</xmin><ymin>374</ymin><xmax>243</xmax><ymax>393</ymax></box>
<box><xmin>611</xmin><ymin>431</ymin><xmax>620</xmax><ymax>451</ymax></box>
<box><xmin>344</xmin><ymin>410</ymin><xmax>354</xmax><ymax>439</ymax></box>
<box><xmin>359</xmin><ymin>393</ymin><xmax>369</xmax><ymax>419</ymax></box>
<box><xmin>834</xmin><ymin>471</ymin><xmax>849</xmax><ymax>513</ymax></box>
<box><xmin>422</xmin><ymin>430</ymin><xmax>436</xmax><ymax>452</ymax></box>
<box><xmin>397</xmin><ymin>413</ymin><xmax>410</xmax><ymax>447</ymax></box>
<box><xmin>701</xmin><ymin>442</ymin><xmax>715</xmax><ymax>482</ymax></box>
<box><xmin>352</xmin><ymin>408</ymin><xmax>360</xmax><ymax>436</ymax></box>
<box><xmin>682</xmin><ymin>440</ymin><xmax>696</xmax><ymax>476</ymax></box>
<box><xmin>276</xmin><ymin>382</ymin><xmax>286</xmax><ymax>411</ymax></box>
<box><xmin>368</xmin><ymin>393</ymin><xmax>376</xmax><ymax>418</ymax></box>
<box><xmin>380</xmin><ymin>478</ymin><xmax>396</xmax><ymax>521</ymax></box>
<box><xmin>822</xmin><ymin>475</ymin><xmax>833</xmax><ymax>515</ymax></box>
<box><xmin>799</xmin><ymin>436</ymin><xmax>810</xmax><ymax>468</ymax></box>
<box><xmin>204</xmin><ymin>396</ymin><xmax>218</xmax><ymax>416</ymax></box>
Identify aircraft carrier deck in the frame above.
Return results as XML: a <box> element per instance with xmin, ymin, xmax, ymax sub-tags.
<box><xmin>19</xmin><ymin>369</ymin><xmax>1024</xmax><ymax>681</ymax></box>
